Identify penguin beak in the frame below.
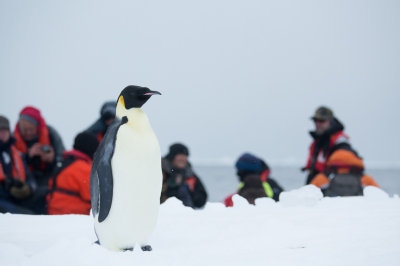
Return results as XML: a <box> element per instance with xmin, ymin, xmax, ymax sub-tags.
<box><xmin>143</xmin><ymin>91</ymin><xmax>161</xmax><ymax>96</ymax></box>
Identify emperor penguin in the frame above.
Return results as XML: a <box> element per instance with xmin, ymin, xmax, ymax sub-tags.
<box><xmin>90</xmin><ymin>85</ymin><xmax>162</xmax><ymax>252</ymax></box>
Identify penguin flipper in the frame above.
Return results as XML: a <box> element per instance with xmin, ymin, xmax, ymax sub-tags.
<box><xmin>90</xmin><ymin>116</ymin><xmax>127</xmax><ymax>222</ymax></box>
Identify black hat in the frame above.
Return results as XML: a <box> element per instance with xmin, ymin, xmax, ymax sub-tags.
<box><xmin>0</xmin><ymin>116</ymin><xmax>10</xmax><ymax>131</ymax></box>
<box><xmin>73</xmin><ymin>132</ymin><xmax>100</xmax><ymax>159</ymax></box>
<box><xmin>100</xmin><ymin>101</ymin><xmax>116</xmax><ymax>121</ymax></box>
<box><xmin>165</xmin><ymin>143</ymin><xmax>189</xmax><ymax>162</ymax></box>
<box><xmin>311</xmin><ymin>106</ymin><xmax>334</xmax><ymax>121</ymax></box>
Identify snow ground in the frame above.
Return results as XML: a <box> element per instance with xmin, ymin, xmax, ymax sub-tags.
<box><xmin>0</xmin><ymin>186</ymin><xmax>399</xmax><ymax>266</ymax></box>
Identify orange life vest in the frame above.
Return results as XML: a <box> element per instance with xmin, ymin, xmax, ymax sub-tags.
<box><xmin>13</xmin><ymin>124</ymin><xmax>51</xmax><ymax>172</ymax></box>
<box><xmin>304</xmin><ymin>131</ymin><xmax>349</xmax><ymax>173</ymax></box>
<box><xmin>0</xmin><ymin>146</ymin><xmax>26</xmax><ymax>182</ymax></box>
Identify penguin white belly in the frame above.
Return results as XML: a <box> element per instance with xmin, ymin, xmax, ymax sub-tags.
<box><xmin>94</xmin><ymin>124</ymin><xmax>162</xmax><ymax>251</ymax></box>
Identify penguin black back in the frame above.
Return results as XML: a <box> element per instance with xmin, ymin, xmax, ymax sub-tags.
<box><xmin>118</xmin><ymin>85</ymin><xmax>161</xmax><ymax>110</ymax></box>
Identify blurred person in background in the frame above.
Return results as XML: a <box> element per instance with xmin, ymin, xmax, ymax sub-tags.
<box><xmin>302</xmin><ymin>106</ymin><xmax>357</xmax><ymax>185</ymax></box>
<box><xmin>13</xmin><ymin>106</ymin><xmax>65</xmax><ymax>214</ymax></box>
<box><xmin>0</xmin><ymin>115</ymin><xmax>37</xmax><ymax>214</ymax></box>
<box><xmin>224</xmin><ymin>153</ymin><xmax>284</xmax><ymax>206</ymax></box>
<box><xmin>310</xmin><ymin>149</ymin><xmax>379</xmax><ymax>197</ymax></box>
<box><xmin>47</xmin><ymin>132</ymin><xmax>99</xmax><ymax>215</ymax></box>
<box><xmin>161</xmin><ymin>143</ymin><xmax>207</xmax><ymax>208</ymax></box>
<box><xmin>86</xmin><ymin>101</ymin><xmax>116</xmax><ymax>143</ymax></box>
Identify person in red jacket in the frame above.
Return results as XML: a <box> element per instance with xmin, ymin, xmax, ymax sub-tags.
<box><xmin>13</xmin><ymin>106</ymin><xmax>65</xmax><ymax>214</ymax></box>
<box><xmin>47</xmin><ymin>132</ymin><xmax>99</xmax><ymax>215</ymax></box>
<box><xmin>302</xmin><ymin>106</ymin><xmax>356</xmax><ymax>184</ymax></box>
<box><xmin>14</xmin><ymin>106</ymin><xmax>65</xmax><ymax>186</ymax></box>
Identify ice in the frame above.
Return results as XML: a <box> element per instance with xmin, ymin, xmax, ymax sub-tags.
<box><xmin>279</xmin><ymin>185</ymin><xmax>323</xmax><ymax>207</ymax></box>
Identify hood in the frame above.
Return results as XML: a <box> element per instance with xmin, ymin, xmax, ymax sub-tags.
<box><xmin>310</xmin><ymin>117</ymin><xmax>345</xmax><ymax>140</ymax></box>
<box><xmin>327</xmin><ymin>149</ymin><xmax>364</xmax><ymax>171</ymax></box>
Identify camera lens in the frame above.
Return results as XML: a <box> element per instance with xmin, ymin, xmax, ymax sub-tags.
<box><xmin>42</xmin><ymin>145</ymin><xmax>51</xmax><ymax>153</ymax></box>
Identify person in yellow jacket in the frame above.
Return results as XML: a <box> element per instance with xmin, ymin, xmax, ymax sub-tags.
<box><xmin>311</xmin><ymin>149</ymin><xmax>379</xmax><ymax>196</ymax></box>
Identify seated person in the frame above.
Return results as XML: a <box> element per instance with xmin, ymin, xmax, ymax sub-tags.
<box><xmin>161</xmin><ymin>143</ymin><xmax>207</xmax><ymax>208</ymax></box>
<box><xmin>86</xmin><ymin>101</ymin><xmax>116</xmax><ymax>142</ymax></box>
<box><xmin>310</xmin><ymin>149</ymin><xmax>379</xmax><ymax>196</ymax></box>
<box><xmin>0</xmin><ymin>116</ymin><xmax>37</xmax><ymax>214</ymax></box>
<box><xmin>13</xmin><ymin>106</ymin><xmax>65</xmax><ymax>186</ymax></box>
<box><xmin>302</xmin><ymin>106</ymin><xmax>355</xmax><ymax>185</ymax></box>
<box><xmin>224</xmin><ymin>153</ymin><xmax>284</xmax><ymax>206</ymax></box>
<box><xmin>47</xmin><ymin>132</ymin><xmax>99</xmax><ymax>215</ymax></box>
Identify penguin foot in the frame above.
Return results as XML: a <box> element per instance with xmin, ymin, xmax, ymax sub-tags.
<box><xmin>93</xmin><ymin>240</ymin><xmax>100</xmax><ymax>245</ymax></box>
<box><xmin>141</xmin><ymin>245</ymin><xmax>152</xmax><ymax>251</ymax></box>
<box><xmin>123</xmin><ymin>247</ymin><xmax>134</xmax><ymax>252</ymax></box>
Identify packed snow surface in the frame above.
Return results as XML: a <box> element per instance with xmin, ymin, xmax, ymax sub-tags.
<box><xmin>1</xmin><ymin>186</ymin><xmax>399</xmax><ymax>266</ymax></box>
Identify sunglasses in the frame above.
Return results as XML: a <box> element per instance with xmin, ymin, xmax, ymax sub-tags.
<box><xmin>313</xmin><ymin>119</ymin><xmax>327</xmax><ymax>123</ymax></box>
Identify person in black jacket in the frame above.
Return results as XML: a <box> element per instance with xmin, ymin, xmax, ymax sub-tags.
<box><xmin>0</xmin><ymin>115</ymin><xmax>37</xmax><ymax>214</ymax></box>
<box><xmin>86</xmin><ymin>101</ymin><xmax>116</xmax><ymax>143</ymax></box>
<box><xmin>302</xmin><ymin>106</ymin><xmax>358</xmax><ymax>184</ymax></box>
<box><xmin>161</xmin><ymin>143</ymin><xmax>207</xmax><ymax>208</ymax></box>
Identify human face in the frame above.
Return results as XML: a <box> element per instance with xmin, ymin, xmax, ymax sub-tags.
<box><xmin>0</xmin><ymin>129</ymin><xmax>10</xmax><ymax>143</ymax></box>
<box><xmin>172</xmin><ymin>154</ymin><xmax>188</xmax><ymax>169</ymax></box>
<box><xmin>19</xmin><ymin>119</ymin><xmax>38</xmax><ymax>141</ymax></box>
<box><xmin>314</xmin><ymin>119</ymin><xmax>330</xmax><ymax>134</ymax></box>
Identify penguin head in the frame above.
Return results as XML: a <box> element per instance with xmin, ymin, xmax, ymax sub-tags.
<box><xmin>117</xmin><ymin>85</ymin><xmax>161</xmax><ymax>110</ymax></box>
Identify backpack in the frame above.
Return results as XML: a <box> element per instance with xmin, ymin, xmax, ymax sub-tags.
<box><xmin>324</xmin><ymin>172</ymin><xmax>363</xmax><ymax>197</ymax></box>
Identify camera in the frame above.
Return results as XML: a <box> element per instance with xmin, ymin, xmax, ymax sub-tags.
<box><xmin>4</xmin><ymin>176</ymin><xmax>24</xmax><ymax>191</ymax></box>
<box><xmin>41</xmin><ymin>145</ymin><xmax>51</xmax><ymax>153</ymax></box>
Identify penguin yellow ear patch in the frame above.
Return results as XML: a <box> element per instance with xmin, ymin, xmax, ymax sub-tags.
<box><xmin>118</xmin><ymin>96</ymin><xmax>125</xmax><ymax>109</ymax></box>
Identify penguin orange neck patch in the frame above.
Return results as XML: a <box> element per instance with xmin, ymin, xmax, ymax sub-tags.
<box><xmin>118</xmin><ymin>96</ymin><xmax>125</xmax><ymax>109</ymax></box>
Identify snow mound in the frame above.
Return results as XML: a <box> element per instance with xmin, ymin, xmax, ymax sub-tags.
<box><xmin>232</xmin><ymin>194</ymin><xmax>253</xmax><ymax>208</ymax></box>
<box><xmin>255</xmin><ymin>197</ymin><xmax>277</xmax><ymax>208</ymax></box>
<box><xmin>1</xmin><ymin>195</ymin><xmax>400</xmax><ymax>266</ymax></box>
<box><xmin>203</xmin><ymin>202</ymin><xmax>226</xmax><ymax>211</ymax></box>
<box><xmin>159</xmin><ymin>197</ymin><xmax>192</xmax><ymax>212</ymax></box>
<box><xmin>279</xmin><ymin>185</ymin><xmax>323</xmax><ymax>207</ymax></box>
<box><xmin>364</xmin><ymin>186</ymin><xmax>389</xmax><ymax>199</ymax></box>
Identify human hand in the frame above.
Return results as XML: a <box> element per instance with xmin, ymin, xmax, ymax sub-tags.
<box><xmin>28</xmin><ymin>143</ymin><xmax>42</xmax><ymax>158</ymax></box>
<box><xmin>40</xmin><ymin>146</ymin><xmax>55</xmax><ymax>163</ymax></box>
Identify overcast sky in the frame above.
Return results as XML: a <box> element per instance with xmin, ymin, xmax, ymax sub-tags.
<box><xmin>1</xmin><ymin>1</ymin><xmax>399</xmax><ymax>168</ymax></box>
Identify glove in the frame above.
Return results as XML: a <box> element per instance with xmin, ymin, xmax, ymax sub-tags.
<box><xmin>10</xmin><ymin>179</ymin><xmax>31</xmax><ymax>200</ymax></box>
